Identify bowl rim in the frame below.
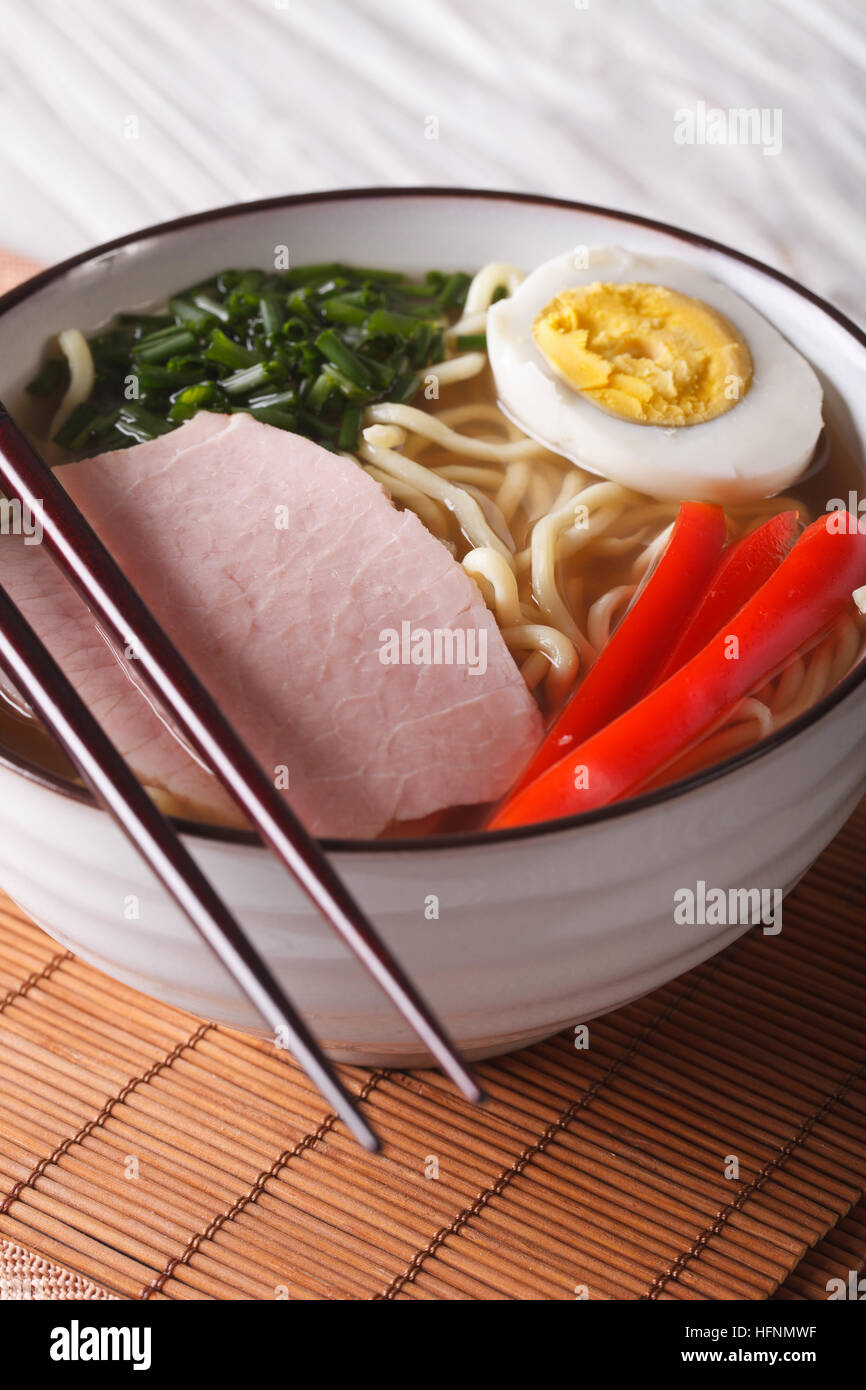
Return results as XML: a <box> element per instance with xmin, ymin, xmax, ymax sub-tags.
<box><xmin>0</xmin><ymin>184</ymin><xmax>864</xmax><ymax>855</ymax></box>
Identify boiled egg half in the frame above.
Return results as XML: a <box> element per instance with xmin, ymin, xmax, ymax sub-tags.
<box><xmin>486</xmin><ymin>246</ymin><xmax>823</xmax><ymax>502</ymax></box>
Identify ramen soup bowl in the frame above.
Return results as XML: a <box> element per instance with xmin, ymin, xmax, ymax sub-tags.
<box><xmin>0</xmin><ymin>191</ymin><xmax>863</xmax><ymax>1064</ymax></box>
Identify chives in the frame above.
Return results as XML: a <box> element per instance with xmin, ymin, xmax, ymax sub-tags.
<box><xmin>259</xmin><ymin>295</ymin><xmax>285</xmax><ymax>338</ymax></box>
<box><xmin>221</xmin><ymin>362</ymin><xmax>274</xmax><ymax>396</ymax></box>
<box><xmin>241</xmin><ymin>406</ymin><xmax>298</xmax><ymax>431</ymax></box>
<box><xmin>397</xmin><ymin>282</ymin><xmax>439</xmax><ymax>299</ymax></box>
<box><xmin>168</xmin><ymin>383</ymin><xmax>224</xmax><ymax>421</ymax></box>
<box><xmin>204</xmin><ymin>330</ymin><xmax>258</xmax><ymax>369</ymax></box>
<box><xmin>248</xmin><ymin>388</ymin><xmax>298</xmax><ymax>410</ymax></box>
<box><xmin>133</xmin><ymin>328</ymin><xmax>197</xmax><ymax>363</ymax></box>
<box><xmin>389</xmin><ymin>371</ymin><xmax>423</xmax><ymax>403</ymax></box>
<box><xmin>282</xmin><ymin>316</ymin><xmax>311</xmax><ymax>342</ymax></box>
<box><xmin>287</xmin><ymin>289</ymin><xmax>317</xmax><ymax>322</ymax></box>
<box><xmin>455</xmin><ymin>333</ymin><xmax>487</xmax><ymax>352</ymax></box>
<box><xmin>284</xmin><ymin>262</ymin><xmax>344</xmax><ymax>286</ymax></box>
<box><xmin>410</xmin><ymin>322</ymin><xmax>434</xmax><ymax>367</ymax></box>
<box><xmin>137</xmin><ymin>362</ymin><xmax>204</xmax><ymax>390</ymax></box>
<box><xmin>169</xmin><ymin>296</ymin><xmax>216</xmax><ymax>330</ymax></box>
<box><xmin>90</xmin><ymin>330</ymin><xmax>135</xmax><ymax>364</ymax></box>
<box><xmin>306</xmin><ymin>369</ymin><xmax>337</xmax><ymax>412</ymax></box>
<box><xmin>340</xmin><ymin>265</ymin><xmax>405</xmax><ymax>282</ymax></box>
<box><xmin>119</xmin><ymin>312</ymin><xmax>173</xmax><ymax>333</ymax></box>
<box><xmin>314</xmin><ymin>329</ymin><xmax>373</xmax><ymax>387</ymax></box>
<box><xmin>37</xmin><ymin>260</ymin><xmax>474</xmax><ymax>454</ymax></box>
<box><xmin>297</xmin><ymin>407</ymin><xmax>338</xmax><ymax>438</ymax></box>
<box><xmin>365</xmin><ymin>307</ymin><xmax>419</xmax><ymax>338</ymax></box>
<box><xmin>430</xmin><ymin>328</ymin><xmax>445</xmax><ymax>364</ymax></box>
<box><xmin>235</xmin><ymin>270</ymin><xmax>265</xmax><ymax>294</ymax></box>
<box><xmin>323</xmin><ymin>297</ymin><xmax>369</xmax><ymax>326</ymax></box>
<box><xmin>338</xmin><ymin>406</ymin><xmax>362</xmax><ymax>452</ymax></box>
<box><xmin>434</xmin><ymin>273</ymin><xmax>471</xmax><ymax>311</ymax></box>
<box><xmin>26</xmin><ymin>357</ymin><xmax>69</xmax><ymax>397</ymax></box>
<box><xmin>192</xmin><ymin>293</ymin><xmax>231</xmax><ymax>323</ymax></box>
<box><xmin>52</xmin><ymin>402</ymin><xmax>101</xmax><ymax>451</ymax></box>
<box><xmin>115</xmin><ymin>404</ymin><xmax>176</xmax><ymax>442</ymax></box>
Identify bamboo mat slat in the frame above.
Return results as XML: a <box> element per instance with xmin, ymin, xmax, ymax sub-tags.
<box><xmin>0</xmin><ymin>798</ymin><xmax>864</xmax><ymax>1301</ymax></box>
<box><xmin>774</xmin><ymin>1199</ymin><xmax>866</xmax><ymax>1300</ymax></box>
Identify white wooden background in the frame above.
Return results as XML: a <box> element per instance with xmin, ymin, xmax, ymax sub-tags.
<box><xmin>0</xmin><ymin>0</ymin><xmax>862</xmax><ymax>320</ymax></box>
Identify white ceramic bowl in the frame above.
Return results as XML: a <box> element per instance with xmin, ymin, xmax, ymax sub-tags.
<box><xmin>0</xmin><ymin>190</ymin><xmax>864</xmax><ymax>1064</ymax></box>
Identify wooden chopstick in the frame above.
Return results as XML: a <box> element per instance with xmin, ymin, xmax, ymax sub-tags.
<box><xmin>0</xmin><ymin>575</ymin><xmax>379</xmax><ymax>1151</ymax></box>
<box><xmin>0</xmin><ymin>402</ymin><xmax>483</xmax><ymax>1106</ymax></box>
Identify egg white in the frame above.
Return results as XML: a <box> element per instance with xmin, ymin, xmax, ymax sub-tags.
<box><xmin>486</xmin><ymin>245</ymin><xmax>824</xmax><ymax>503</ymax></box>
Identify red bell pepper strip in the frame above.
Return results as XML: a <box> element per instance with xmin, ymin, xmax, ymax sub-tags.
<box><xmin>654</xmin><ymin>510</ymin><xmax>799</xmax><ymax>685</ymax></box>
<box><xmin>489</xmin><ymin>512</ymin><xmax>866</xmax><ymax>830</ymax></box>
<box><xmin>509</xmin><ymin>501</ymin><xmax>727</xmax><ymax>796</ymax></box>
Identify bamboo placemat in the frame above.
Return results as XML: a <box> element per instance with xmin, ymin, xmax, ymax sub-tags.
<box><xmin>0</xmin><ymin>796</ymin><xmax>864</xmax><ymax>1301</ymax></box>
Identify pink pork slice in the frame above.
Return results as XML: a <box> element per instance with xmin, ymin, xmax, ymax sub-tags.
<box><xmin>0</xmin><ymin>412</ymin><xmax>542</xmax><ymax>837</ymax></box>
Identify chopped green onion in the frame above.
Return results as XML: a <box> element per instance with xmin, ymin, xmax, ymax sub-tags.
<box><xmin>315</xmin><ymin>329</ymin><xmax>373</xmax><ymax>387</ymax></box>
<box><xmin>26</xmin><ymin>358</ymin><xmax>69</xmax><ymax>397</ymax></box>
<box><xmin>397</xmin><ymin>282</ymin><xmax>439</xmax><ymax>299</ymax></box>
<box><xmin>40</xmin><ymin>259</ymin><xmax>473</xmax><ymax>455</ymax></box>
<box><xmin>137</xmin><ymin>362</ymin><xmax>206</xmax><ymax>390</ymax></box>
<box><xmin>410</xmin><ymin>322</ymin><xmax>434</xmax><ymax>368</ymax></box>
<box><xmin>248</xmin><ymin>388</ymin><xmax>299</xmax><ymax>410</ymax></box>
<box><xmin>323</xmin><ymin>297</ymin><xmax>369</xmax><ymax>326</ymax></box>
<box><xmin>286</xmin><ymin>289</ymin><xmax>317</xmax><ymax>322</ymax></box>
<box><xmin>389</xmin><ymin>371</ymin><xmax>423</xmax><ymax>404</ymax></box>
<box><xmin>429</xmin><ymin>329</ymin><xmax>445</xmax><ymax>364</ymax></box>
<box><xmin>168</xmin><ymin>383</ymin><xmax>224</xmax><ymax>421</ymax></box>
<box><xmin>281</xmin><ymin>315</ymin><xmax>310</xmax><ymax>343</ymax></box>
<box><xmin>118</xmin><ymin>312</ymin><xmax>174</xmax><ymax>333</ymax></box>
<box><xmin>343</xmin><ymin>265</ymin><xmax>406</xmax><ymax>283</ymax></box>
<box><xmin>306</xmin><ymin>369</ymin><xmax>337</xmax><ymax>411</ymax></box>
<box><xmin>79</xmin><ymin>428</ymin><xmax>129</xmax><ymax>456</ymax></box>
<box><xmin>283</xmin><ymin>263</ymin><xmax>344</xmax><ymax>286</ymax></box>
<box><xmin>434</xmin><ymin>273</ymin><xmax>471</xmax><ymax>311</ymax></box>
<box><xmin>258</xmin><ymin>295</ymin><xmax>285</xmax><ymax>338</ymax></box>
<box><xmin>193</xmin><ymin>293</ymin><xmax>231</xmax><ymax>323</ymax></box>
<box><xmin>455</xmin><ymin>333</ymin><xmax>487</xmax><ymax>352</ymax></box>
<box><xmin>170</xmin><ymin>296</ymin><xmax>216</xmax><ymax>331</ymax></box>
<box><xmin>297</xmin><ymin>407</ymin><xmax>338</xmax><ymax>438</ymax></box>
<box><xmin>235</xmin><ymin>270</ymin><xmax>265</xmax><ymax>294</ymax></box>
<box><xmin>90</xmin><ymin>330</ymin><xmax>136</xmax><ymax>364</ymax></box>
<box><xmin>133</xmin><ymin>328</ymin><xmax>197</xmax><ymax>363</ymax></box>
<box><xmin>221</xmin><ymin>362</ymin><xmax>274</xmax><ymax>396</ymax></box>
<box><xmin>237</xmin><ymin>405</ymin><xmax>298</xmax><ymax>431</ymax></box>
<box><xmin>365</xmin><ymin>307</ymin><xmax>419</xmax><ymax>338</ymax></box>
<box><xmin>204</xmin><ymin>330</ymin><xmax>258</xmax><ymax>370</ymax></box>
<box><xmin>338</xmin><ymin>406</ymin><xmax>362</xmax><ymax>452</ymax></box>
<box><xmin>52</xmin><ymin>402</ymin><xmax>101</xmax><ymax>450</ymax></box>
<box><xmin>115</xmin><ymin>404</ymin><xmax>176</xmax><ymax>442</ymax></box>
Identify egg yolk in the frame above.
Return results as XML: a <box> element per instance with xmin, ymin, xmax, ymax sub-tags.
<box><xmin>532</xmin><ymin>282</ymin><xmax>753</xmax><ymax>426</ymax></box>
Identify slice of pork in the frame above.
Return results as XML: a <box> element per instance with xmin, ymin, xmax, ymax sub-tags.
<box><xmin>0</xmin><ymin>412</ymin><xmax>542</xmax><ymax>837</ymax></box>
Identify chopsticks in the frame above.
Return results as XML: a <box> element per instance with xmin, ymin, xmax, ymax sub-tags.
<box><xmin>0</xmin><ymin>402</ymin><xmax>484</xmax><ymax>1114</ymax></box>
<box><xmin>0</xmin><ymin>576</ymin><xmax>379</xmax><ymax>1152</ymax></box>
